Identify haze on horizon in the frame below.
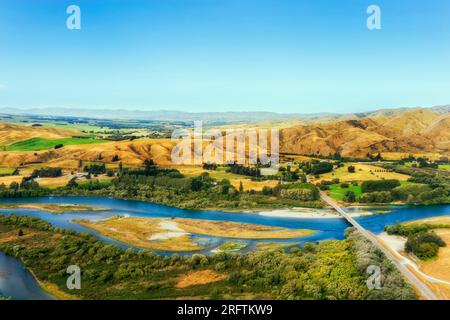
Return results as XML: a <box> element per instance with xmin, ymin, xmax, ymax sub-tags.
<box><xmin>1</xmin><ymin>0</ymin><xmax>450</xmax><ymax>114</ymax></box>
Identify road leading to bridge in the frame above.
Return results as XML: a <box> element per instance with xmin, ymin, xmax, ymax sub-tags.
<box><xmin>320</xmin><ymin>191</ymin><xmax>438</xmax><ymax>300</ymax></box>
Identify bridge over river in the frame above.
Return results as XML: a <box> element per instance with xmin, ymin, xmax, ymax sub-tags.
<box><xmin>320</xmin><ymin>191</ymin><xmax>438</xmax><ymax>300</ymax></box>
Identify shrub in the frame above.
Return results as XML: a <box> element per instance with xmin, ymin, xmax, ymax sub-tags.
<box><xmin>344</xmin><ymin>191</ymin><xmax>356</xmax><ymax>203</ymax></box>
<box><xmin>280</xmin><ymin>189</ymin><xmax>316</xmax><ymax>201</ymax></box>
<box><xmin>31</xmin><ymin>167</ymin><xmax>62</xmax><ymax>178</ymax></box>
<box><xmin>405</xmin><ymin>231</ymin><xmax>445</xmax><ymax>260</ymax></box>
<box><xmin>311</xmin><ymin>162</ymin><xmax>333</xmax><ymax>175</ymax></box>
<box><xmin>361</xmin><ymin>179</ymin><xmax>400</xmax><ymax>193</ymax></box>
<box><xmin>391</xmin><ymin>184</ymin><xmax>431</xmax><ymax>201</ymax></box>
<box><xmin>359</xmin><ymin>191</ymin><xmax>392</xmax><ymax>203</ymax></box>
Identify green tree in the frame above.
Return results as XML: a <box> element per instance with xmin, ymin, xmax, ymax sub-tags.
<box><xmin>67</xmin><ymin>177</ymin><xmax>78</xmax><ymax>188</ymax></box>
<box><xmin>9</xmin><ymin>181</ymin><xmax>19</xmax><ymax>190</ymax></box>
<box><xmin>344</xmin><ymin>191</ymin><xmax>356</xmax><ymax>203</ymax></box>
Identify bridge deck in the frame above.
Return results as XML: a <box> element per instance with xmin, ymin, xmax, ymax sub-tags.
<box><xmin>320</xmin><ymin>191</ymin><xmax>437</xmax><ymax>300</ymax></box>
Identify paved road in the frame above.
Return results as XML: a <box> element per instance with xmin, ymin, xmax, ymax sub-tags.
<box><xmin>320</xmin><ymin>191</ymin><xmax>438</xmax><ymax>300</ymax></box>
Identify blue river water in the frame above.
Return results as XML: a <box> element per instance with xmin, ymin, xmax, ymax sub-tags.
<box><xmin>0</xmin><ymin>196</ymin><xmax>449</xmax><ymax>300</ymax></box>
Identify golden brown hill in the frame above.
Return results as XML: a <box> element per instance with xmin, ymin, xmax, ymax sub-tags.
<box><xmin>280</xmin><ymin>109</ymin><xmax>450</xmax><ymax>157</ymax></box>
<box><xmin>0</xmin><ymin>122</ymin><xmax>82</xmax><ymax>146</ymax></box>
<box><xmin>0</xmin><ymin>108</ymin><xmax>448</xmax><ymax>168</ymax></box>
<box><xmin>62</xmin><ymin>139</ymin><xmax>178</xmax><ymax>166</ymax></box>
<box><xmin>0</xmin><ymin>139</ymin><xmax>179</xmax><ymax>168</ymax></box>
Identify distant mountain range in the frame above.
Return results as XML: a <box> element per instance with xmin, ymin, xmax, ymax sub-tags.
<box><xmin>1</xmin><ymin>105</ymin><xmax>449</xmax><ymax>159</ymax></box>
<box><xmin>0</xmin><ymin>105</ymin><xmax>449</xmax><ymax>165</ymax></box>
<box><xmin>1</xmin><ymin>105</ymin><xmax>448</xmax><ymax>124</ymax></box>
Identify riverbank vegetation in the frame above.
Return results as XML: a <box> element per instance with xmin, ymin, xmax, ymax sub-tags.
<box><xmin>0</xmin><ymin>215</ymin><xmax>417</xmax><ymax>300</ymax></box>
<box><xmin>60</xmin><ymin>162</ymin><xmax>322</xmax><ymax>210</ymax></box>
<box><xmin>215</xmin><ymin>241</ymin><xmax>248</xmax><ymax>252</ymax></box>
<box><xmin>385</xmin><ymin>219</ymin><xmax>450</xmax><ymax>260</ymax></box>
<box><xmin>0</xmin><ymin>154</ymin><xmax>447</xmax><ymax>211</ymax></box>
<box><xmin>255</xmin><ymin>242</ymin><xmax>299</xmax><ymax>252</ymax></box>
<box><xmin>382</xmin><ymin>163</ymin><xmax>450</xmax><ymax>205</ymax></box>
<box><xmin>0</xmin><ymin>161</ymin><xmax>323</xmax><ymax>211</ymax></box>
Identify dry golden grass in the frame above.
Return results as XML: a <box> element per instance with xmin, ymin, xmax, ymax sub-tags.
<box><xmin>426</xmin><ymin>283</ymin><xmax>450</xmax><ymax>300</ymax></box>
<box><xmin>0</xmin><ymin>203</ymin><xmax>107</xmax><ymax>214</ymax></box>
<box><xmin>406</xmin><ymin>264</ymin><xmax>450</xmax><ymax>300</ymax></box>
<box><xmin>406</xmin><ymin>216</ymin><xmax>450</xmax><ymax>225</ymax></box>
<box><xmin>0</xmin><ymin>230</ymin><xmax>42</xmax><ymax>244</ymax></box>
<box><xmin>0</xmin><ymin>137</ymin><xmax>238</xmax><ymax>168</ymax></box>
<box><xmin>34</xmin><ymin>159</ymin><xmax>80</xmax><ymax>170</ymax></box>
<box><xmin>2</xmin><ymin>110</ymin><xmax>449</xmax><ymax>170</ymax></box>
<box><xmin>75</xmin><ymin>217</ymin><xmax>202</xmax><ymax>252</ymax></box>
<box><xmin>229</xmin><ymin>179</ymin><xmax>278</xmax><ymax>192</ymax></box>
<box><xmin>0</xmin><ymin>127</ymin><xmax>273</xmax><ymax>169</ymax></box>
<box><xmin>40</xmin><ymin>175</ymin><xmax>112</xmax><ymax>188</ymax></box>
<box><xmin>0</xmin><ymin>175</ymin><xmax>23</xmax><ymax>186</ymax></box>
<box><xmin>175</xmin><ymin>218</ymin><xmax>314</xmax><ymax>239</ymax></box>
<box><xmin>0</xmin><ymin>173</ymin><xmax>112</xmax><ymax>189</ymax></box>
<box><xmin>281</xmin><ymin>154</ymin><xmax>323</xmax><ymax>161</ymax></box>
<box><xmin>175</xmin><ymin>166</ymin><xmax>216</xmax><ymax>175</ymax></box>
<box><xmin>75</xmin><ymin>216</ymin><xmax>314</xmax><ymax>252</ymax></box>
<box><xmin>382</xmin><ymin>216</ymin><xmax>450</xmax><ymax>300</ymax></box>
<box><xmin>281</xmin><ymin>109</ymin><xmax>450</xmax><ymax>158</ymax></box>
<box><xmin>53</xmin><ymin>138</ymin><xmax>254</xmax><ymax>168</ymax></box>
<box><xmin>36</xmin><ymin>175</ymin><xmax>75</xmax><ymax>188</ymax></box>
<box><xmin>312</xmin><ymin>163</ymin><xmax>410</xmax><ymax>183</ymax></box>
<box><xmin>418</xmin><ymin>231</ymin><xmax>450</xmax><ymax>284</ymax></box>
<box><xmin>0</xmin><ymin>138</ymin><xmax>178</xmax><ymax>168</ymax></box>
<box><xmin>176</xmin><ymin>270</ymin><xmax>227</xmax><ymax>289</ymax></box>
<box><xmin>381</xmin><ymin>152</ymin><xmax>445</xmax><ymax>161</ymax></box>
<box><xmin>0</xmin><ymin>122</ymin><xmax>82</xmax><ymax>146</ymax></box>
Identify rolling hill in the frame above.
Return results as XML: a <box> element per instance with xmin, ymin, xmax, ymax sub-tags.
<box><xmin>0</xmin><ymin>122</ymin><xmax>83</xmax><ymax>146</ymax></box>
<box><xmin>0</xmin><ymin>139</ymin><xmax>179</xmax><ymax>168</ymax></box>
<box><xmin>280</xmin><ymin>108</ymin><xmax>450</xmax><ymax>157</ymax></box>
<box><xmin>0</xmin><ymin>107</ymin><xmax>449</xmax><ymax>169</ymax></box>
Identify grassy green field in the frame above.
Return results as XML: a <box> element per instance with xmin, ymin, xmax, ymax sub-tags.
<box><xmin>329</xmin><ymin>184</ymin><xmax>362</xmax><ymax>200</ymax></box>
<box><xmin>0</xmin><ymin>167</ymin><xmax>14</xmax><ymax>175</ymax></box>
<box><xmin>328</xmin><ymin>181</ymin><xmax>412</xmax><ymax>201</ymax></box>
<box><xmin>5</xmin><ymin>137</ymin><xmax>108</xmax><ymax>151</ymax></box>
<box><xmin>216</xmin><ymin>241</ymin><xmax>248</xmax><ymax>252</ymax></box>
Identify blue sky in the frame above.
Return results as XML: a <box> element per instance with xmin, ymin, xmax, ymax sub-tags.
<box><xmin>1</xmin><ymin>0</ymin><xmax>449</xmax><ymax>113</ymax></box>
